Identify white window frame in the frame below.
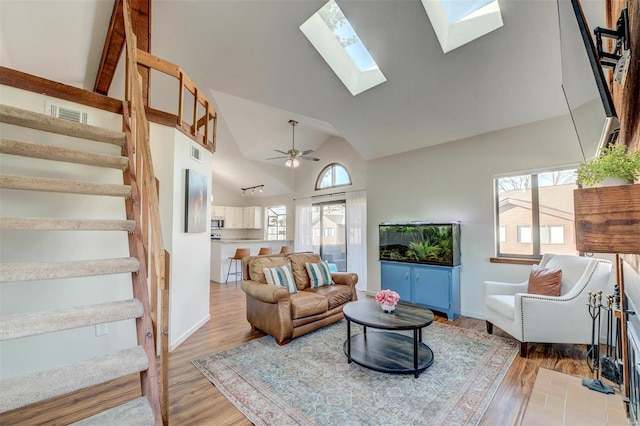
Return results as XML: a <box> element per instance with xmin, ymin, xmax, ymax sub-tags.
<box><xmin>315</xmin><ymin>163</ymin><xmax>352</xmax><ymax>190</ymax></box>
<box><xmin>266</xmin><ymin>206</ymin><xmax>287</xmax><ymax>241</ymax></box>
<box><xmin>495</xmin><ymin>167</ymin><xmax>577</xmax><ymax>259</ymax></box>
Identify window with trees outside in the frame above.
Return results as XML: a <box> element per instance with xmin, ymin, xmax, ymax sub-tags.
<box><xmin>315</xmin><ymin>163</ymin><xmax>352</xmax><ymax>190</ymax></box>
<box><xmin>266</xmin><ymin>206</ymin><xmax>286</xmax><ymax>241</ymax></box>
<box><xmin>495</xmin><ymin>168</ymin><xmax>578</xmax><ymax>258</ymax></box>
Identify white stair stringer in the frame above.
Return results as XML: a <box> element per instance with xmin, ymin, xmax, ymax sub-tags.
<box><xmin>0</xmin><ymin>299</ymin><xmax>144</xmax><ymax>340</ymax></box>
<box><xmin>0</xmin><ymin>257</ymin><xmax>140</xmax><ymax>282</ymax></box>
<box><xmin>0</xmin><ymin>346</ymin><xmax>149</xmax><ymax>412</ymax></box>
<box><xmin>0</xmin><ymin>138</ymin><xmax>129</xmax><ymax>170</ymax></box>
<box><xmin>0</xmin><ymin>104</ymin><xmax>125</xmax><ymax>146</ymax></box>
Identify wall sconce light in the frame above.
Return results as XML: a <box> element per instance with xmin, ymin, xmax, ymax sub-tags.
<box><xmin>241</xmin><ymin>185</ymin><xmax>264</xmax><ymax>196</ymax></box>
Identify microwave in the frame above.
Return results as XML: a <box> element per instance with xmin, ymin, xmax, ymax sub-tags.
<box><xmin>211</xmin><ymin>218</ymin><xmax>224</xmax><ymax>229</ymax></box>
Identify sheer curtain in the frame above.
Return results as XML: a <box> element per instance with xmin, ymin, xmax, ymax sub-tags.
<box><xmin>294</xmin><ymin>198</ymin><xmax>313</xmax><ymax>252</ymax></box>
<box><xmin>346</xmin><ymin>190</ymin><xmax>367</xmax><ymax>291</ymax></box>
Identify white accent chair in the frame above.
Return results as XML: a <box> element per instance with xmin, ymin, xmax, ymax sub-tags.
<box><xmin>483</xmin><ymin>254</ymin><xmax>613</xmax><ymax>357</ymax></box>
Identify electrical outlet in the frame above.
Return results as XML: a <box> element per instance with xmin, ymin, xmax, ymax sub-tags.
<box><xmin>95</xmin><ymin>323</ymin><xmax>108</xmax><ymax>337</ymax></box>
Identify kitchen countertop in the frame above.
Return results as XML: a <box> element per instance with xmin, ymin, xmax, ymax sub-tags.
<box><xmin>210</xmin><ymin>239</ymin><xmax>293</xmax><ymax>282</ymax></box>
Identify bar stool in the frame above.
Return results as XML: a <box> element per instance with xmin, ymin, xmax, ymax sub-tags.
<box><xmin>258</xmin><ymin>247</ymin><xmax>272</xmax><ymax>255</ymax></box>
<box><xmin>226</xmin><ymin>248</ymin><xmax>250</xmax><ymax>283</ymax></box>
<box><xmin>279</xmin><ymin>245</ymin><xmax>293</xmax><ymax>254</ymax></box>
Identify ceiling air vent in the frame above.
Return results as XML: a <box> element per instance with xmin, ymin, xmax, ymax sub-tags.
<box><xmin>191</xmin><ymin>145</ymin><xmax>202</xmax><ymax>162</ymax></box>
<box><xmin>45</xmin><ymin>101</ymin><xmax>88</xmax><ymax>124</ymax></box>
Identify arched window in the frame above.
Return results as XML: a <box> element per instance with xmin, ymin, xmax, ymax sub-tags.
<box><xmin>315</xmin><ymin>163</ymin><xmax>352</xmax><ymax>190</ymax></box>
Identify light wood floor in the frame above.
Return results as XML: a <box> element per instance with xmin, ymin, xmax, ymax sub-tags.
<box><xmin>0</xmin><ymin>281</ymin><xmax>622</xmax><ymax>425</ymax></box>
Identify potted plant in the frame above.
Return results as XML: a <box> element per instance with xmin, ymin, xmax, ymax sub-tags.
<box><xmin>575</xmin><ymin>144</ymin><xmax>640</xmax><ymax>187</ymax></box>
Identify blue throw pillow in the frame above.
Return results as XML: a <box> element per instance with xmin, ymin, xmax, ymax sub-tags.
<box><xmin>263</xmin><ymin>264</ymin><xmax>297</xmax><ymax>293</ymax></box>
<box><xmin>306</xmin><ymin>261</ymin><xmax>334</xmax><ymax>288</ymax></box>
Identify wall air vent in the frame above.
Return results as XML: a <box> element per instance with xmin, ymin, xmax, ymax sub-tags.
<box><xmin>191</xmin><ymin>145</ymin><xmax>201</xmax><ymax>162</ymax></box>
<box><xmin>45</xmin><ymin>101</ymin><xmax>88</xmax><ymax>124</ymax></box>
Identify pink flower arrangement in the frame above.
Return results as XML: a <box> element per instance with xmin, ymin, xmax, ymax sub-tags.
<box><xmin>375</xmin><ymin>289</ymin><xmax>400</xmax><ymax>307</ymax></box>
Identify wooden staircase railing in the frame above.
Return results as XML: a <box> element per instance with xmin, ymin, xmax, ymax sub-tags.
<box><xmin>121</xmin><ymin>0</ymin><xmax>217</xmax><ymax>421</ymax></box>
<box><xmin>135</xmin><ymin>50</ymin><xmax>218</xmax><ymax>153</ymax></box>
<box><xmin>121</xmin><ymin>0</ymin><xmax>167</xmax><ymax>422</ymax></box>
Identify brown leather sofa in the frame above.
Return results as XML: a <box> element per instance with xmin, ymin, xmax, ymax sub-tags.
<box><xmin>240</xmin><ymin>252</ymin><xmax>358</xmax><ymax>345</ymax></box>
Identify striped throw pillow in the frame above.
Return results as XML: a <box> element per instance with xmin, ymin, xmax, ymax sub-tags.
<box><xmin>263</xmin><ymin>264</ymin><xmax>297</xmax><ymax>293</ymax></box>
<box><xmin>306</xmin><ymin>261</ymin><xmax>333</xmax><ymax>288</ymax></box>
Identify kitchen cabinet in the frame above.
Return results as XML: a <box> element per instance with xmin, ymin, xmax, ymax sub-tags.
<box><xmin>211</xmin><ymin>205</ymin><xmax>263</xmax><ymax>229</ymax></box>
<box><xmin>212</xmin><ymin>205</ymin><xmax>226</xmax><ymax>219</ymax></box>
<box><xmin>380</xmin><ymin>261</ymin><xmax>460</xmax><ymax>320</ymax></box>
<box><xmin>243</xmin><ymin>206</ymin><xmax>263</xmax><ymax>229</ymax></box>
<box><xmin>225</xmin><ymin>207</ymin><xmax>244</xmax><ymax>229</ymax></box>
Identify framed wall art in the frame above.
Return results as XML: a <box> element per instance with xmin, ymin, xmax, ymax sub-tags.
<box><xmin>185</xmin><ymin>169</ymin><xmax>207</xmax><ymax>233</ymax></box>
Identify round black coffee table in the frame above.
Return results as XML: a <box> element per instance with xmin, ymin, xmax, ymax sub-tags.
<box><xmin>342</xmin><ymin>299</ymin><xmax>434</xmax><ymax>378</ymax></box>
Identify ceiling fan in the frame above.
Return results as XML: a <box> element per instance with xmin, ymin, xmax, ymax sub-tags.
<box><xmin>266</xmin><ymin>120</ymin><xmax>320</xmax><ymax>167</ymax></box>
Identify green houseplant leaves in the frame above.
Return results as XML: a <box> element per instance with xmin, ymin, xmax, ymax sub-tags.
<box><xmin>576</xmin><ymin>144</ymin><xmax>640</xmax><ymax>187</ymax></box>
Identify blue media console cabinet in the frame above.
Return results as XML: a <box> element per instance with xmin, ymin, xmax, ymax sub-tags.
<box><xmin>380</xmin><ymin>261</ymin><xmax>460</xmax><ymax>320</ymax></box>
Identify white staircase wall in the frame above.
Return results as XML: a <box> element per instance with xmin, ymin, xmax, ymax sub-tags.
<box><xmin>0</xmin><ymin>86</ymin><xmax>135</xmax><ymax>379</ymax></box>
<box><xmin>150</xmin><ymin>123</ymin><xmax>212</xmax><ymax>351</ymax></box>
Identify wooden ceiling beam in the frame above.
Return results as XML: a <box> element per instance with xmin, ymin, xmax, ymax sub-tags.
<box><xmin>94</xmin><ymin>0</ymin><xmax>151</xmax><ymax>105</ymax></box>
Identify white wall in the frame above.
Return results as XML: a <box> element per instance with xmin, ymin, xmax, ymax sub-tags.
<box><xmin>0</xmin><ymin>86</ymin><xmax>136</xmax><ymax>378</ymax></box>
<box><xmin>150</xmin><ymin>125</ymin><xmax>213</xmax><ymax>351</ymax></box>
<box><xmin>367</xmin><ymin>114</ymin><xmax>588</xmax><ymax>319</ymax></box>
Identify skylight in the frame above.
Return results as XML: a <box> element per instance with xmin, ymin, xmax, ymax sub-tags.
<box><xmin>300</xmin><ymin>0</ymin><xmax>386</xmax><ymax>96</ymax></box>
<box><xmin>440</xmin><ymin>0</ymin><xmax>494</xmax><ymax>24</ymax></box>
<box><xmin>422</xmin><ymin>0</ymin><xmax>503</xmax><ymax>53</ymax></box>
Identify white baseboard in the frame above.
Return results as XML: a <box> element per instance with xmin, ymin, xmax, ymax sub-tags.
<box><xmin>461</xmin><ymin>310</ymin><xmax>483</xmax><ymax>320</ymax></box>
<box><xmin>169</xmin><ymin>314</ymin><xmax>210</xmax><ymax>352</ymax></box>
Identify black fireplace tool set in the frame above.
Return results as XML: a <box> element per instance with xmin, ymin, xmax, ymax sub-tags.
<box><xmin>583</xmin><ymin>289</ymin><xmax>623</xmax><ymax>394</ymax></box>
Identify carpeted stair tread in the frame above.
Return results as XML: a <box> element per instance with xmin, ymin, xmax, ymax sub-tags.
<box><xmin>0</xmin><ymin>346</ymin><xmax>149</xmax><ymax>412</ymax></box>
<box><xmin>0</xmin><ymin>104</ymin><xmax>125</xmax><ymax>146</ymax></box>
<box><xmin>0</xmin><ymin>299</ymin><xmax>144</xmax><ymax>341</ymax></box>
<box><xmin>71</xmin><ymin>397</ymin><xmax>156</xmax><ymax>425</ymax></box>
<box><xmin>0</xmin><ymin>174</ymin><xmax>131</xmax><ymax>198</ymax></box>
<box><xmin>0</xmin><ymin>138</ymin><xmax>129</xmax><ymax>170</ymax></box>
<box><xmin>0</xmin><ymin>217</ymin><xmax>135</xmax><ymax>232</ymax></box>
<box><xmin>0</xmin><ymin>257</ymin><xmax>140</xmax><ymax>282</ymax></box>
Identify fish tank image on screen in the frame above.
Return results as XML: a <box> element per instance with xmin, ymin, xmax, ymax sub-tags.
<box><xmin>379</xmin><ymin>222</ymin><xmax>461</xmax><ymax>267</ymax></box>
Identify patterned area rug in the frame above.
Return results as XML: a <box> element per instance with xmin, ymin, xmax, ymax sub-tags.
<box><xmin>192</xmin><ymin>320</ymin><xmax>518</xmax><ymax>426</ymax></box>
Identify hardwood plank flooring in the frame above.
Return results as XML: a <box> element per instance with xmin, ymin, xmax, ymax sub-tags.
<box><xmin>0</xmin><ymin>281</ymin><xmax>610</xmax><ymax>425</ymax></box>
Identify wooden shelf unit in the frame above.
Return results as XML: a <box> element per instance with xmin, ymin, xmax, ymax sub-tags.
<box><xmin>573</xmin><ymin>184</ymin><xmax>640</xmax><ymax>255</ymax></box>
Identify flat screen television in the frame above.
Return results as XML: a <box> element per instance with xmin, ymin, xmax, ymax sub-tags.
<box><xmin>557</xmin><ymin>0</ymin><xmax>619</xmax><ymax>161</ymax></box>
<box><xmin>379</xmin><ymin>222</ymin><xmax>461</xmax><ymax>267</ymax></box>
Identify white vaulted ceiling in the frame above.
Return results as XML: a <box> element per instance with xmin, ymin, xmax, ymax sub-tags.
<box><xmin>0</xmin><ymin>0</ymin><xmax>609</xmax><ymax>196</ymax></box>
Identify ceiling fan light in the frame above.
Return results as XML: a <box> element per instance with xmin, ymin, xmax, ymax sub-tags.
<box><xmin>292</xmin><ymin>158</ymin><xmax>300</xmax><ymax>168</ymax></box>
<box><xmin>285</xmin><ymin>159</ymin><xmax>293</xmax><ymax>167</ymax></box>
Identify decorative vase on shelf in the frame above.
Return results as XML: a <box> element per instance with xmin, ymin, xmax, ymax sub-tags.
<box><xmin>594</xmin><ymin>176</ymin><xmax>632</xmax><ymax>187</ymax></box>
<box><xmin>575</xmin><ymin>144</ymin><xmax>640</xmax><ymax>188</ymax></box>
<box><xmin>380</xmin><ymin>303</ymin><xmax>396</xmax><ymax>313</ymax></box>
